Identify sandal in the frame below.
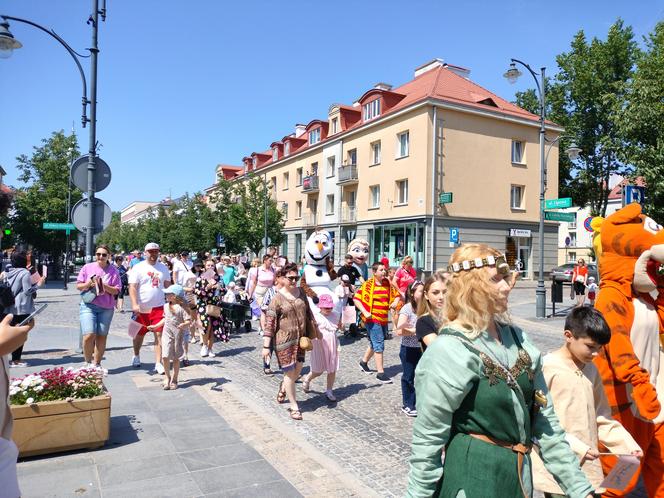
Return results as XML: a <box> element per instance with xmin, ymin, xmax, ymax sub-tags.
<box><xmin>162</xmin><ymin>382</ymin><xmax>171</xmax><ymax>390</ymax></box>
<box><xmin>276</xmin><ymin>381</ymin><xmax>287</xmax><ymax>403</ymax></box>
<box><xmin>170</xmin><ymin>381</ymin><xmax>178</xmax><ymax>390</ymax></box>
<box><xmin>287</xmin><ymin>408</ymin><xmax>303</xmax><ymax>420</ymax></box>
<box><xmin>302</xmin><ymin>377</ymin><xmax>311</xmax><ymax>393</ymax></box>
<box><xmin>263</xmin><ymin>367</ymin><xmax>274</xmax><ymax>375</ymax></box>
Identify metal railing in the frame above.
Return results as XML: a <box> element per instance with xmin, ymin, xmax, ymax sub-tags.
<box><xmin>303</xmin><ymin>212</ymin><xmax>318</xmax><ymax>226</ymax></box>
<box><xmin>337</xmin><ymin>164</ymin><xmax>358</xmax><ymax>184</ymax></box>
<box><xmin>302</xmin><ymin>175</ymin><xmax>319</xmax><ymax>192</ymax></box>
<box><xmin>341</xmin><ymin>206</ymin><xmax>357</xmax><ymax>222</ymax></box>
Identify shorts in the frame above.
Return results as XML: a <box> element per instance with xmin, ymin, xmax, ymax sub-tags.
<box><xmin>588</xmin><ymin>291</ymin><xmax>596</xmax><ymax>300</ymax></box>
<box><xmin>135</xmin><ymin>306</ymin><xmax>165</xmax><ymax>335</ymax></box>
<box><xmin>573</xmin><ymin>281</ymin><xmax>585</xmax><ymax>295</ymax></box>
<box><xmin>79</xmin><ymin>302</ymin><xmax>115</xmax><ymax>336</ymax></box>
<box><xmin>367</xmin><ymin>321</ymin><xmax>388</xmax><ymax>353</ymax></box>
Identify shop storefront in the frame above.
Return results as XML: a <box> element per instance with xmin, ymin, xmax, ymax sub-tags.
<box><xmin>368</xmin><ymin>221</ymin><xmax>426</xmax><ymax>270</ymax></box>
<box><xmin>506</xmin><ymin>228</ymin><xmax>532</xmax><ymax>278</ymax></box>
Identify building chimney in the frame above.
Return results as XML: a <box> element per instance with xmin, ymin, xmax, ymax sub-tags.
<box><xmin>443</xmin><ymin>63</ymin><xmax>471</xmax><ymax>79</ymax></box>
<box><xmin>295</xmin><ymin>124</ymin><xmax>307</xmax><ymax>137</ymax></box>
<box><xmin>373</xmin><ymin>82</ymin><xmax>393</xmax><ymax>91</ymax></box>
<box><xmin>414</xmin><ymin>58</ymin><xmax>444</xmax><ymax>78</ymax></box>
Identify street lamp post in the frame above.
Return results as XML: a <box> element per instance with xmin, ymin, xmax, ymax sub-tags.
<box><xmin>0</xmin><ymin>0</ymin><xmax>105</xmax><ymax>262</ymax></box>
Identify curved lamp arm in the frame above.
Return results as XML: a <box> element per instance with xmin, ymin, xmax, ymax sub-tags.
<box><xmin>510</xmin><ymin>58</ymin><xmax>542</xmax><ymax>101</ymax></box>
<box><xmin>1</xmin><ymin>14</ymin><xmax>90</xmax><ymax>127</ymax></box>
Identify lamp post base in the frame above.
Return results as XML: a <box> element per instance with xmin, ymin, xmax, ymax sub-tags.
<box><xmin>535</xmin><ymin>285</ymin><xmax>547</xmax><ymax>319</ymax></box>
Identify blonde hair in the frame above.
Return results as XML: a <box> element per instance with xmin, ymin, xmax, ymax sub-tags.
<box><xmin>251</xmin><ymin>257</ymin><xmax>260</xmax><ymax>268</ymax></box>
<box><xmin>445</xmin><ymin>244</ymin><xmax>510</xmax><ymax>339</ymax></box>
<box><xmin>416</xmin><ymin>270</ymin><xmax>450</xmax><ymax>326</ymax></box>
<box><xmin>402</xmin><ymin>255</ymin><xmax>413</xmax><ymax>266</ymax></box>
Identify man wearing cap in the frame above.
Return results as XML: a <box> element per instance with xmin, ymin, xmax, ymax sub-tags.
<box><xmin>128</xmin><ymin>242</ymin><xmax>171</xmax><ymax>372</ymax></box>
<box><xmin>337</xmin><ymin>253</ymin><xmax>362</xmax><ymax>288</ymax></box>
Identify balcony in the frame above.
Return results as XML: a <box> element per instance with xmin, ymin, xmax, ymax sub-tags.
<box><xmin>301</xmin><ymin>175</ymin><xmax>319</xmax><ymax>193</ymax></box>
<box><xmin>303</xmin><ymin>212</ymin><xmax>318</xmax><ymax>226</ymax></box>
<box><xmin>337</xmin><ymin>164</ymin><xmax>358</xmax><ymax>185</ymax></box>
<box><xmin>341</xmin><ymin>206</ymin><xmax>357</xmax><ymax>223</ymax></box>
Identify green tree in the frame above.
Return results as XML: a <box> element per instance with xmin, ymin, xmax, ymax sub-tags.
<box><xmin>11</xmin><ymin>131</ymin><xmax>82</xmax><ymax>254</ymax></box>
<box><xmin>513</xmin><ymin>20</ymin><xmax>639</xmax><ymax>216</ymax></box>
<box><xmin>619</xmin><ymin>21</ymin><xmax>664</xmax><ymax>220</ymax></box>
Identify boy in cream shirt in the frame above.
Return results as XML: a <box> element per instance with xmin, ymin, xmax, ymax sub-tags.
<box><xmin>532</xmin><ymin>307</ymin><xmax>642</xmax><ymax>497</ymax></box>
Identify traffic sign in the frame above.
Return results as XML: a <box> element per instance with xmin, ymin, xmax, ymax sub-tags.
<box><xmin>543</xmin><ymin>197</ymin><xmax>572</xmax><ymax>209</ymax></box>
<box><xmin>71</xmin><ymin>155</ymin><xmax>112</xmax><ymax>192</ymax></box>
<box><xmin>450</xmin><ymin>227</ymin><xmax>459</xmax><ymax>244</ymax></box>
<box><xmin>583</xmin><ymin>217</ymin><xmax>594</xmax><ymax>232</ymax></box>
<box><xmin>438</xmin><ymin>192</ymin><xmax>453</xmax><ymax>204</ymax></box>
<box><xmin>544</xmin><ymin>211</ymin><xmax>576</xmax><ymax>222</ymax></box>
<box><xmin>624</xmin><ymin>185</ymin><xmax>645</xmax><ymax>206</ymax></box>
<box><xmin>71</xmin><ymin>198</ymin><xmax>112</xmax><ymax>234</ymax></box>
<box><xmin>43</xmin><ymin>222</ymin><xmax>77</xmax><ymax>231</ymax></box>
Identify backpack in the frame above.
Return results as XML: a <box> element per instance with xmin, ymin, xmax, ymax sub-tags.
<box><xmin>0</xmin><ymin>280</ymin><xmax>15</xmax><ymax>309</ymax></box>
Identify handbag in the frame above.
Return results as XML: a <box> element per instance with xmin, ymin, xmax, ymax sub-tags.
<box><xmin>205</xmin><ymin>304</ymin><xmax>221</xmax><ymax>317</ymax></box>
<box><xmin>81</xmin><ymin>288</ymin><xmax>97</xmax><ymax>303</ymax></box>
<box><xmin>299</xmin><ymin>336</ymin><xmax>313</xmax><ymax>351</ymax></box>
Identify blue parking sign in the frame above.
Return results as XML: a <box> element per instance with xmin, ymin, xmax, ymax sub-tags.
<box><xmin>450</xmin><ymin>227</ymin><xmax>459</xmax><ymax>244</ymax></box>
<box><xmin>624</xmin><ymin>185</ymin><xmax>646</xmax><ymax>205</ymax></box>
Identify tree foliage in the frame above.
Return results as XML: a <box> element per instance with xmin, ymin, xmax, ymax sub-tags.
<box><xmin>618</xmin><ymin>21</ymin><xmax>664</xmax><ymax>220</ymax></box>
<box><xmin>10</xmin><ymin>131</ymin><xmax>82</xmax><ymax>254</ymax></box>
<box><xmin>514</xmin><ymin>20</ymin><xmax>639</xmax><ymax>216</ymax></box>
<box><xmin>97</xmin><ymin>175</ymin><xmax>285</xmax><ymax>255</ymax></box>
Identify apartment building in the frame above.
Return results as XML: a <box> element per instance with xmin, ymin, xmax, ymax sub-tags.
<box><xmin>211</xmin><ymin>59</ymin><xmax>563</xmax><ymax>277</ymax></box>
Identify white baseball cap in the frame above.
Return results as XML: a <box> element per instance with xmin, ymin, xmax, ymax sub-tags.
<box><xmin>144</xmin><ymin>242</ymin><xmax>160</xmax><ymax>252</ymax></box>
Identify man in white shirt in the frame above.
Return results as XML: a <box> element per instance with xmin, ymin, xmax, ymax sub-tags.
<box><xmin>172</xmin><ymin>251</ymin><xmax>192</xmax><ymax>287</ymax></box>
<box><xmin>128</xmin><ymin>242</ymin><xmax>171</xmax><ymax>372</ymax></box>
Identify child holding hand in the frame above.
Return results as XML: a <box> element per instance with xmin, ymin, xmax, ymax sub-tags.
<box><xmin>150</xmin><ymin>285</ymin><xmax>192</xmax><ymax>390</ymax></box>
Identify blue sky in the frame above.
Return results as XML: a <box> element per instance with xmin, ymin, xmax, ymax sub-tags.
<box><xmin>1</xmin><ymin>0</ymin><xmax>662</xmax><ymax>212</ymax></box>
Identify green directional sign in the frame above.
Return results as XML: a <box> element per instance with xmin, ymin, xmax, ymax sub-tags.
<box><xmin>543</xmin><ymin>197</ymin><xmax>572</xmax><ymax>209</ymax></box>
<box><xmin>43</xmin><ymin>222</ymin><xmax>77</xmax><ymax>231</ymax></box>
<box><xmin>438</xmin><ymin>192</ymin><xmax>453</xmax><ymax>204</ymax></box>
<box><xmin>544</xmin><ymin>211</ymin><xmax>576</xmax><ymax>222</ymax></box>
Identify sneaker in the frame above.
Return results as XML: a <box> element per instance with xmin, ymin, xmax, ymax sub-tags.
<box><xmin>200</xmin><ymin>345</ymin><xmax>209</xmax><ymax>357</ymax></box>
<box><xmin>401</xmin><ymin>406</ymin><xmax>417</xmax><ymax>417</ymax></box>
<box><xmin>325</xmin><ymin>390</ymin><xmax>337</xmax><ymax>402</ymax></box>
<box><xmin>182</xmin><ymin>358</ymin><xmax>190</xmax><ymax>367</ymax></box>
<box><xmin>9</xmin><ymin>361</ymin><xmax>27</xmax><ymax>368</ymax></box>
<box><xmin>376</xmin><ymin>373</ymin><xmax>392</xmax><ymax>384</ymax></box>
<box><xmin>93</xmin><ymin>364</ymin><xmax>109</xmax><ymax>376</ymax></box>
<box><xmin>207</xmin><ymin>350</ymin><xmax>216</xmax><ymax>357</ymax></box>
<box><xmin>190</xmin><ymin>336</ymin><xmax>197</xmax><ymax>344</ymax></box>
<box><xmin>359</xmin><ymin>361</ymin><xmax>372</xmax><ymax>374</ymax></box>
<box><xmin>131</xmin><ymin>355</ymin><xmax>141</xmax><ymax>368</ymax></box>
<box><xmin>155</xmin><ymin>362</ymin><xmax>165</xmax><ymax>375</ymax></box>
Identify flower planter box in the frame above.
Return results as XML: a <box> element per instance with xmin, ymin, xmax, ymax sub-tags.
<box><xmin>10</xmin><ymin>393</ymin><xmax>111</xmax><ymax>458</ymax></box>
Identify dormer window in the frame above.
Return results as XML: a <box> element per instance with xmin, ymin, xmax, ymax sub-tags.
<box><xmin>363</xmin><ymin>99</ymin><xmax>380</xmax><ymax>121</ymax></box>
<box><xmin>252</xmin><ymin>157</ymin><xmax>257</xmax><ymax>168</ymax></box>
<box><xmin>284</xmin><ymin>142</ymin><xmax>290</xmax><ymax>156</ymax></box>
<box><xmin>309</xmin><ymin>128</ymin><xmax>321</xmax><ymax>145</ymax></box>
<box><xmin>331</xmin><ymin>117</ymin><xmax>338</xmax><ymax>134</ymax></box>
<box><xmin>273</xmin><ymin>148</ymin><xmax>279</xmax><ymax>162</ymax></box>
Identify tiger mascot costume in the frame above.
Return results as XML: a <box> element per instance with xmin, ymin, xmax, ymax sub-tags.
<box><xmin>592</xmin><ymin>203</ymin><xmax>664</xmax><ymax>497</ymax></box>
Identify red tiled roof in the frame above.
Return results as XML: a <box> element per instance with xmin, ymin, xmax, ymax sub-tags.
<box><xmin>240</xmin><ymin>63</ymin><xmax>550</xmax><ymax>171</ymax></box>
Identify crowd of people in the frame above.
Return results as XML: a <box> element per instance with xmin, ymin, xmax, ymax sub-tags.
<box><xmin>1</xmin><ymin>239</ymin><xmax>655</xmax><ymax>497</ymax></box>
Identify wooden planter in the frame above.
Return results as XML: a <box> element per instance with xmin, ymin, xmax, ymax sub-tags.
<box><xmin>10</xmin><ymin>393</ymin><xmax>111</xmax><ymax>457</ymax></box>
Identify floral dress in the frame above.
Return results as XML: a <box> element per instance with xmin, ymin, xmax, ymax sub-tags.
<box><xmin>194</xmin><ymin>274</ymin><xmax>228</xmax><ymax>342</ymax></box>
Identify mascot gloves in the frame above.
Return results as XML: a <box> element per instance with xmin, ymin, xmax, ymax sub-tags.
<box><xmin>632</xmin><ymin>377</ymin><xmax>662</xmax><ymax>420</ymax></box>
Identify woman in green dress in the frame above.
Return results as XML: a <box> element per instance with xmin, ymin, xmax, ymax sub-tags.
<box><xmin>406</xmin><ymin>244</ymin><xmax>595</xmax><ymax>498</ymax></box>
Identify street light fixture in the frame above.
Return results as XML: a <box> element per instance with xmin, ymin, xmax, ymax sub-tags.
<box><xmin>1</xmin><ymin>1</ymin><xmax>105</xmax><ymax>263</ymax></box>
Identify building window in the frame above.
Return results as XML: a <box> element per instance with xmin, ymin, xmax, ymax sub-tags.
<box><xmin>510</xmin><ymin>185</ymin><xmax>524</xmax><ymax>209</ymax></box>
<box><xmin>569</xmin><ymin>232</ymin><xmax>577</xmax><ymax>246</ymax></box>
<box><xmin>273</xmin><ymin>148</ymin><xmax>279</xmax><ymax>162</ymax></box>
<box><xmin>310</xmin><ymin>162</ymin><xmax>318</xmax><ymax>176</ymax></box>
<box><xmin>271</xmin><ymin>176</ymin><xmax>277</xmax><ymax>194</ymax></box>
<box><xmin>370</xmin><ymin>185</ymin><xmax>380</xmax><ymax>209</ymax></box>
<box><xmin>296</xmin><ymin>167</ymin><xmax>303</xmax><ymax>186</ymax></box>
<box><xmin>283</xmin><ymin>172</ymin><xmax>289</xmax><ymax>190</ymax></box>
<box><xmin>347</xmin><ymin>148</ymin><xmax>357</xmax><ymax>166</ymax></box>
<box><xmin>296</xmin><ymin>200</ymin><xmax>302</xmax><ymax>218</ymax></box>
<box><xmin>512</xmin><ymin>140</ymin><xmax>525</xmax><ymax>164</ymax></box>
<box><xmin>396</xmin><ymin>179</ymin><xmax>408</xmax><ymax>205</ymax></box>
<box><xmin>363</xmin><ymin>99</ymin><xmax>380</xmax><ymax>121</ymax></box>
<box><xmin>568</xmin><ymin>251</ymin><xmax>576</xmax><ymax>263</ymax></box>
<box><xmin>284</xmin><ymin>142</ymin><xmax>290</xmax><ymax>156</ymax></box>
<box><xmin>309</xmin><ymin>128</ymin><xmax>321</xmax><ymax>145</ymax></box>
<box><xmin>326</xmin><ymin>194</ymin><xmax>335</xmax><ymax>215</ymax></box>
<box><xmin>326</xmin><ymin>156</ymin><xmax>335</xmax><ymax>177</ymax></box>
<box><xmin>569</xmin><ymin>218</ymin><xmax>577</xmax><ymax>229</ymax></box>
<box><xmin>331</xmin><ymin>117</ymin><xmax>338</xmax><ymax>134</ymax></box>
<box><xmin>252</xmin><ymin>157</ymin><xmax>258</xmax><ymax>168</ymax></box>
<box><xmin>371</xmin><ymin>141</ymin><xmax>381</xmax><ymax>165</ymax></box>
<box><xmin>282</xmin><ymin>202</ymin><xmax>288</xmax><ymax>217</ymax></box>
<box><xmin>397</xmin><ymin>131</ymin><xmax>409</xmax><ymax>158</ymax></box>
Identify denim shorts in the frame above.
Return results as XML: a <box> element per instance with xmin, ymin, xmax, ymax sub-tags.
<box><xmin>367</xmin><ymin>322</ymin><xmax>387</xmax><ymax>353</ymax></box>
<box><xmin>79</xmin><ymin>302</ymin><xmax>115</xmax><ymax>336</ymax></box>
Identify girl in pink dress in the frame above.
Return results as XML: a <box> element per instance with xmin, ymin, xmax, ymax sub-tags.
<box><xmin>303</xmin><ymin>294</ymin><xmax>340</xmax><ymax>401</ymax></box>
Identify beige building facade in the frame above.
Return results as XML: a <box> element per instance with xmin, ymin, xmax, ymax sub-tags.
<box><xmin>210</xmin><ymin>59</ymin><xmax>563</xmax><ymax>277</ymax></box>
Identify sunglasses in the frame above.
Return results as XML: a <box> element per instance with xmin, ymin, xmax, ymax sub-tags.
<box><xmin>286</xmin><ymin>275</ymin><xmax>300</xmax><ymax>282</ymax></box>
<box><xmin>96</xmin><ymin>253</ymin><xmax>108</xmax><ymax>257</ymax></box>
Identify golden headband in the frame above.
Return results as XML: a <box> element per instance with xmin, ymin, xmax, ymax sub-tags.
<box><xmin>447</xmin><ymin>255</ymin><xmax>510</xmax><ymax>275</ymax></box>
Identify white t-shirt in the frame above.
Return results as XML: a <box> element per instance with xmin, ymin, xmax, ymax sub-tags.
<box><xmin>172</xmin><ymin>259</ymin><xmax>190</xmax><ymax>286</ymax></box>
<box><xmin>128</xmin><ymin>260</ymin><xmax>171</xmax><ymax>309</ymax></box>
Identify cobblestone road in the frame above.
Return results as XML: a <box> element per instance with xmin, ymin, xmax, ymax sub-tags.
<box><xmin>25</xmin><ymin>283</ymin><xmax>645</xmax><ymax>497</ymax></box>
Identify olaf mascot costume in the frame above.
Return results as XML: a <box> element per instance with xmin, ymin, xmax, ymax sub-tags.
<box><xmin>300</xmin><ymin>229</ymin><xmax>339</xmax><ymax>315</ymax></box>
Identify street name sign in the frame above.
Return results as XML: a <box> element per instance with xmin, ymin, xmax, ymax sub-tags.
<box><xmin>544</xmin><ymin>211</ymin><xmax>576</xmax><ymax>223</ymax></box>
<box><xmin>543</xmin><ymin>197</ymin><xmax>572</xmax><ymax>209</ymax></box>
<box><xmin>43</xmin><ymin>222</ymin><xmax>77</xmax><ymax>231</ymax></box>
<box><xmin>438</xmin><ymin>192</ymin><xmax>453</xmax><ymax>204</ymax></box>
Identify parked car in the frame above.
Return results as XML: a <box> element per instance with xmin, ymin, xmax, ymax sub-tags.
<box><xmin>550</xmin><ymin>263</ymin><xmax>599</xmax><ymax>283</ymax></box>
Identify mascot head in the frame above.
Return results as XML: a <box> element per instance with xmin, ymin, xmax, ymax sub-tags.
<box><xmin>348</xmin><ymin>238</ymin><xmax>370</xmax><ymax>266</ymax></box>
<box><xmin>594</xmin><ymin>203</ymin><xmax>664</xmax><ymax>296</ymax></box>
<box><xmin>305</xmin><ymin>229</ymin><xmax>333</xmax><ymax>265</ymax></box>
